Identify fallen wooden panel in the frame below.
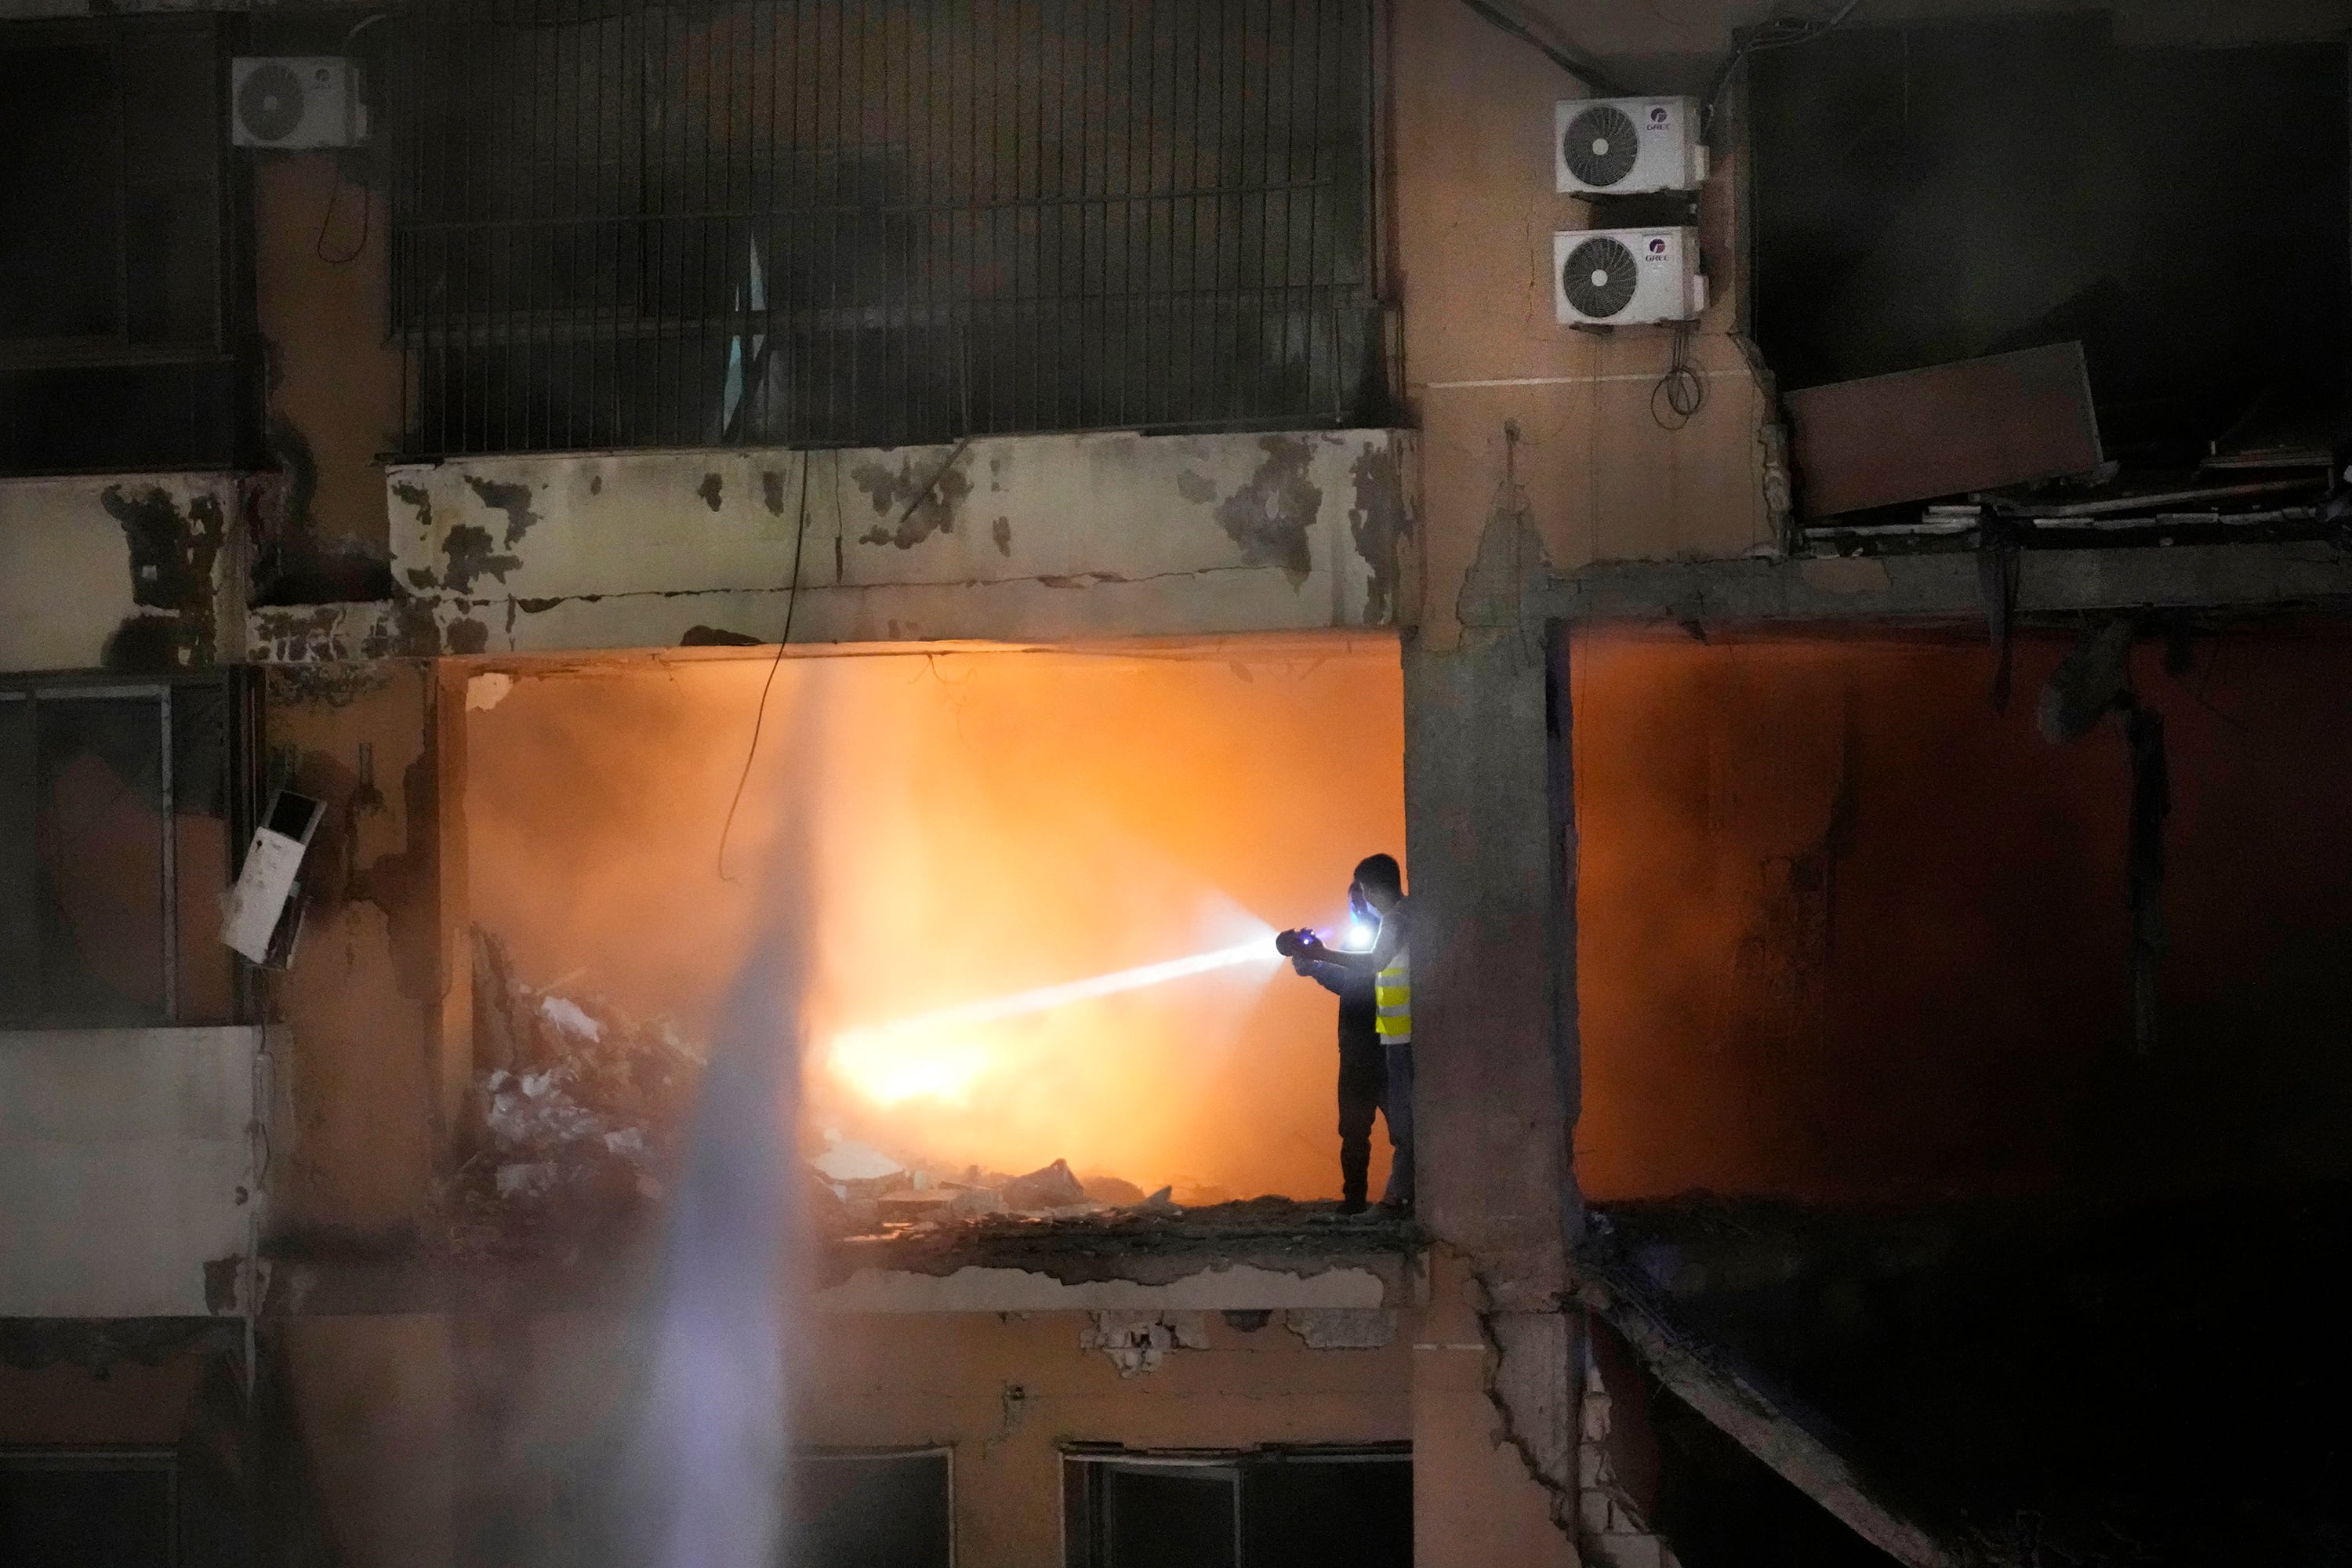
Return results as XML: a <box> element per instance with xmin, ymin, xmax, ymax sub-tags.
<box><xmin>1788</xmin><ymin>343</ymin><xmax>2103</xmax><ymax>518</ymax></box>
<box><xmin>1581</xmin><ymin>1277</ymin><xmax>1962</xmax><ymax>1568</ymax></box>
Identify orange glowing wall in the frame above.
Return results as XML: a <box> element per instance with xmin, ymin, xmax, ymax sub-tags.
<box><xmin>464</xmin><ymin>636</ymin><xmax>1404</xmax><ymax>1201</ymax></box>
<box><xmin>1573</xmin><ymin>627</ymin><xmax>2352</xmax><ymax>1206</ymax></box>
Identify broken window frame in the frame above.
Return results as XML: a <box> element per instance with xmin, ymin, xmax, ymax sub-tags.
<box><xmin>0</xmin><ymin>1446</ymin><xmax>180</xmax><ymax>1568</ymax></box>
<box><xmin>1061</xmin><ymin>1443</ymin><xmax>1412</xmax><ymax>1568</ymax></box>
<box><xmin>0</xmin><ymin>13</ymin><xmax>254</xmax><ymax>477</ymax></box>
<box><xmin>0</xmin><ymin>671</ymin><xmax>258</xmax><ymax>1030</ymax></box>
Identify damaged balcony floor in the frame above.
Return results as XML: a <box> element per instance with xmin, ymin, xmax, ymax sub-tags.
<box><xmin>817</xmin><ymin>1197</ymin><xmax>1424</xmax><ymax>1312</ymax></box>
<box><xmin>267</xmin><ymin>1198</ymin><xmax>1422</xmax><ymax>1316</ymax></box>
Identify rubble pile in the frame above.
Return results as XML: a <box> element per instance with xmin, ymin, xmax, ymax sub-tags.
<box><xmin>438</xmin><ymin>933</ymin><xmax>709</xmax><ymax>1256</ymax></box>
<box><xmin>804</xmin><ymin>1138</ymin><xmax>1185</xmax><ymax>1241</ymax></box>
<box><xmin>446</xmin><ymin>932</ymin><xmax>1257</xmax><ymax>1256</ymax></box>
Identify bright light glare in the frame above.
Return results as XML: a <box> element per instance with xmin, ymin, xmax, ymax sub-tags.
<box><xmin>827</xmin><ymin>936</ymin><xmax>1279</xmax><ymax>1106</ymax></box>
<box><xmin>1342</xmin><ymin>919</ymin><xmax>1376</xmax><ymax>952</ymax></box>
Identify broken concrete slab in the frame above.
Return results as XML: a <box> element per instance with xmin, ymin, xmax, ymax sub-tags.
<box><xmin>1787</xmin><ymin>343</ymin><xmax>2103</xmax><ymax>518</ymax></box>
<box><xmin>1578</xmin><ymin>1276</ymin><xmax>1960</xmax><ymax>1568</ymax></box>
<box><xmin>1003</xmin><ymin>1158</ymin><xmax>1087</xmax><ymax>1210</ymax></box>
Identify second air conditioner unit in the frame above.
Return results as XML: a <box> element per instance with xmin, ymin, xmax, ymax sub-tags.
<box><xmin>1555</xmin><ymin>96</ymin><xmax>1707</xmax><ymax>195</ymax></box>
<box><xmin>231</xmin><ymin>57</ymin><xmax>368</xmax><ymax>149</ymax></box>
<box><xmin>1554</xmin><ymin>227</ymin><xmax>1707</xmax><ymax>327</ymax></box>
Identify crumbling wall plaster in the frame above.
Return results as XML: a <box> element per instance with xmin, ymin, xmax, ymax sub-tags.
<box><xmin>339</xmin><ymin>429</ymin><xmax>1410</xmax><ymax>657</ymax></box>
<box><xmin>0</xmin><ymin>1027</ymin><xmax>256</xmax><ymax>1317</ymax></box>
<box><xmin>264</xmin><ymin>662</ymin><xmax>452</xmax><ymax>1247</ymax></box>
<box><xmin>0</xmin><ymin>474</ymin><xmax>245</xmax><ymax>673</ymax></box>
<box><xmin>815</xmin><ymin>1260</ymin><xmax>1399</xmax><ymax>1313</ymax></box>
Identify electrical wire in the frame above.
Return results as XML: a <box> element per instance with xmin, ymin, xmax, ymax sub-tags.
<box><xmin>1651</xmin><ymin>319</ymin><xmax>1707</xmax><ymax>430</ymax></box>
<box><xmin>1455</xmin><ymin>0</ymin><xmax>1629</xmax><ymax>98</ymax></box>
<box><xmin>314</xmin><ymin>178</ymin><xmax>369</xmax><ymax>265</ymax></box>
<box><xmin>310</xmin><ymin>13</ymin><xmax>391</xmax><ymax>265</ymax></box>
<box><xmin>716</xmin><ymin>450</ymin><xmax>814</xmax><ymax>883</ymax></box>
<box><xmin>1702</xmin><ymin>0</ymin><xmax>1864</xmax><ymax>132</ymax></box>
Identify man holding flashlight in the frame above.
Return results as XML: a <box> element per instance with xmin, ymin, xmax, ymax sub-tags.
<box><xmin>1276</xmin><ymin>854</ymin><xmax>1413</xmax><ymax>1215</ymax></box>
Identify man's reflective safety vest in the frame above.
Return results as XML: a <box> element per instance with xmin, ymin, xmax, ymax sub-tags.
<box><xmin>1374</xmin><ymin>946</ymin><xmax>1412</xmax><ymax>1044</ymax></box>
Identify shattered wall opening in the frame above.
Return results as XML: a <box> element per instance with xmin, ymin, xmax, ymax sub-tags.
<box><xmin>458</xmin><ymin>634</ymin><xmax>1403</xmax><ymax>1246</ymax></box>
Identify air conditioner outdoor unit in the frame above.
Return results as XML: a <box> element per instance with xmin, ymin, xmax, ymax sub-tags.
<box><xmin>221</xmin><ymin>788</ymin><xmax>324</xmax><ymax>967</ymax></box>
<box><xmin>1554</xmin><ymin>227</ymin><xmax>1707</xmax><ymax>327</ymax></box>
<box><xmin>1555</xmin><ymin>96</ymin><xmax>1707</xmax><ymax>195</ymax></box>
<box><xmin>231</xmin><ymin>57</ymin><xmax>368</xmax><ymax>149</ymax></box>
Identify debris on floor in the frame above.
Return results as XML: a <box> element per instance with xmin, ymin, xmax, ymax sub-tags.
<box><xmin>445</xmin><ymin>934</ymin><xmax>1403</xmax><ymax>1258</ymax></box>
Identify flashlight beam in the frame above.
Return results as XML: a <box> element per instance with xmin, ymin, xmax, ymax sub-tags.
<box><xmin>834</xmin><ymin>938</ymin><xmax>1275</xmax><ymax>1049</ymax></box>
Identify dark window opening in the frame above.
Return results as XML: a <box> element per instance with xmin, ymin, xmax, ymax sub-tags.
<box><xmin>1063</xmin><ymin>1447</ymin><xmax>1410</xmax><ymax>1568</ymax></box>
<box><xmin>0</xmin><ymin>15</ymin><xmax>250</xmax><ymax>476</ymax></box>
<box><xmin>390</xmin><ymin>0</ymin><xmax>1392</xmax><ymax>457</ymax></box>
<box><xmin>795</xmin><ymin>1448</ymin><xmax>953</xmax><ymax>1568</ymax></box>
<box><xmin>0</xmin><ymin>1450</ymin><xmax>177</xmax><ymax>1568</ymax></box>
<box><xmin>1751</xmin><ymin>15</ymin><xmax>2352</xmax><ymax>477</ymax></box>
<box><xmin>0</xmin><ymin>677</ymin><xmax>249</xmax><ymax>1028</ymax></box>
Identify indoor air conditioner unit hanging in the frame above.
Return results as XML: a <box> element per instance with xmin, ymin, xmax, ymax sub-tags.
<box><xmin>1554</xmin><ymin>96</ymin><xmax>1707</xmax><ymax>194</ymax></box>
<box><xmin>231</xmin><ymin>57</ymin><xmax>368</xmax><ymax>149</ymax></box>
<box><xmin>1553</xmin><ymin>227</ymin><xmax>1706</xmax><ymax>327</ymax></box>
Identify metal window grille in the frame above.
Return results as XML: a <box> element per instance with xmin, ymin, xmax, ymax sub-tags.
<box><xmin>391</xmin><ymin>0</ymin><xmax>1391</xmax><ymax>457</ymax></box>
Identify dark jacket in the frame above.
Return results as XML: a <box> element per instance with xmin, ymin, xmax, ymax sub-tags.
<box><xmin>1301</xmin><ymin>960</ymin><xmax>1379</xmax><ymax>1051</ymax></box>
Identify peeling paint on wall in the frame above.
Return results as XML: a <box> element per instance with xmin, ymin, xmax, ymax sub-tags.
<box><xmin>462</xmin><ymin>476</ymin><xmax>541</xmax><ymax>548</ymax></box>
<box><xmin>437</xmin><ymin>526</ymin><xmax>522</xmax><ymax>596</ymax></box>
<box><xmin>1349</xmin><ymin>441</ymin><xmax>1407</xmax><ymax>626</ymax></box>
<box><xmin>1214</xmin><ymin>436</ymin><xmax>1323</xmax><ymax>581</ymax></box>
<box><xmin>352</xmin><ymin>430</ymin><xmax>1407</xmax><ymax>655</ymax></box>
<box><xmin>851</xmin><ymin>450</ymin><xmax>973</xmax><ymax>548</ymax></box>
<box><xmin>99</xmin><ymin>483</ymin><xmax>226</xmax><ymax>669</ymax></box>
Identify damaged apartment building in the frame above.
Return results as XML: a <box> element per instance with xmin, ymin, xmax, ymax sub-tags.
<box><xmin>6</xmin><ymin>0</ymin><xmax>2352</xmax><ymax>1563</ymax></box>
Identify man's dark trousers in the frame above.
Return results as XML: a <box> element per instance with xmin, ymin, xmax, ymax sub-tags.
<box><xmin>1338</xmin><ymin>1039</ymin><xmax>1388</xmax><ymax>1207</ymax></box>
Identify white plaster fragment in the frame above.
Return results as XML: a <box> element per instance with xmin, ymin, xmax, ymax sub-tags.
<box><xmin>810</xmin><ymin>1138</ymin><xmax>904</xmax><ymax>1183</ymax></box>
<box><xmin>466</xmin><ymin>671</ymin><xmax>515</xmax><ymax>710</ymax></box>
<box><xmin>1080</xmin><ymin>1311</ymin><xmax>1208</xmax><ymax>1376</ymax></box>
<box><xmin>539</xmin><ymin>994</ymin><xmax>602</xmax><ymax>1040</ymax></box>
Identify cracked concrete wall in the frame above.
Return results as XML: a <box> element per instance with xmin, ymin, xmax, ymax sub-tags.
<box><xmin>307</xmin><ymin>430</ymin><xmax>1413</xmax><ymax>658</ymax></box>
<box><xmin>0</xmin><ymin>1026</ymin><xmax>257</xmax><ymax>1316</ymax></box>
<box><xmin>1400</xmin><ymin>436</ymin><xmax>1582</xmax><ymax>1560</ymax></box>
<box><xmin>0</xmin><ymin>474</ymin><xmax>246</xmax><ymax>674</ymax></box>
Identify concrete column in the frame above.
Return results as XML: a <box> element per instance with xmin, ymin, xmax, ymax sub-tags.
<box><xmin>1403</xmin><ymin>497</ymin><xmax>1584</xmax><ymax>1563</ymax></box>
<box><xmin>1402</xmin><ymin>539</ymin><xmax>1578</xmax><ymax>1297</ymax></box>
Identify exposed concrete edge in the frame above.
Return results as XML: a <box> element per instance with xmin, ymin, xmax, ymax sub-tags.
<box><xmin>1543</xmin><ymin>542</ymin><xmax>2352</xmax><ymax>626</ymax></box>
<box><xmin>813</xmin><ymin>1261</ymin><xmax>1394</xmax><ymax>1312</ymax></box>
<box><xmin>1579</xmin><ymin>1278</ymin><xmax>1960</xmax><ymax>1568</ymax></box>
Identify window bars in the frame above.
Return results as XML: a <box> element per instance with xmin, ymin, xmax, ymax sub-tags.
<box><xmin>392</xmin><ymin>0</ymin><xmax>1390</xmax><ymax>457</ymax></box>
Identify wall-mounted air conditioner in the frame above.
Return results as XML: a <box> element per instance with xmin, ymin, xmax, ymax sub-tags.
<box><xmin>1555</xmin><ymin>96</ymin><xmax>1707</xmax><ymax>195</ymax></box>
<box><xmin>1553</xmin><ymin>227</ymin><xmax>1707</xmax><ymax>327</ymax></box>
<box><xmin>221</xmin><ymin>789</ymin><xmax>324</xmax><ymax>967</ymax></box>
<box><xmin>231</xmin><ymin>57</ymin><xmax>368</xmax><ymax>149</ymax></box>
